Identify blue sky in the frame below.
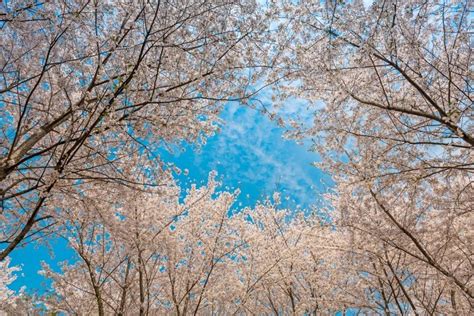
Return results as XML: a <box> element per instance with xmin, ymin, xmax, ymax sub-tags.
<box><xmin>10</xmin><ymin>102</ymin><xmax>330</xmax><ymax>294</ymax></box>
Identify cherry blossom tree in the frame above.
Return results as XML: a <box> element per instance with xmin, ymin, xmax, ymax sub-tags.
<box><xmin>0</xmin><ymin>0</ymin><xmax>278</xmax><ymax>259</ymax></box>
<box><xmin>228</xmin><ymin>200</ymin><xmax>349</xmax><ymax>315</ymax></box>
<box><xmin>0</xmin><ymin>257</ymin><xmax>20</xmax><ymax>310</ymax></box>
<box><xmin>40</xmin><ymin>173</ymin><xmax>242</xmax><ymax>315</ymax></box>
<box><xmin>276</xmin><ymin>0</ymin><xmax>473</xmax><ymax>313</ymax></box>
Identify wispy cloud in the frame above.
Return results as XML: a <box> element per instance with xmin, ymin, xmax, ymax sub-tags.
<box><xmin>164</xmin><ymin>102</ymin><xmax>331</xmax><ymax>209</ymax></box>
